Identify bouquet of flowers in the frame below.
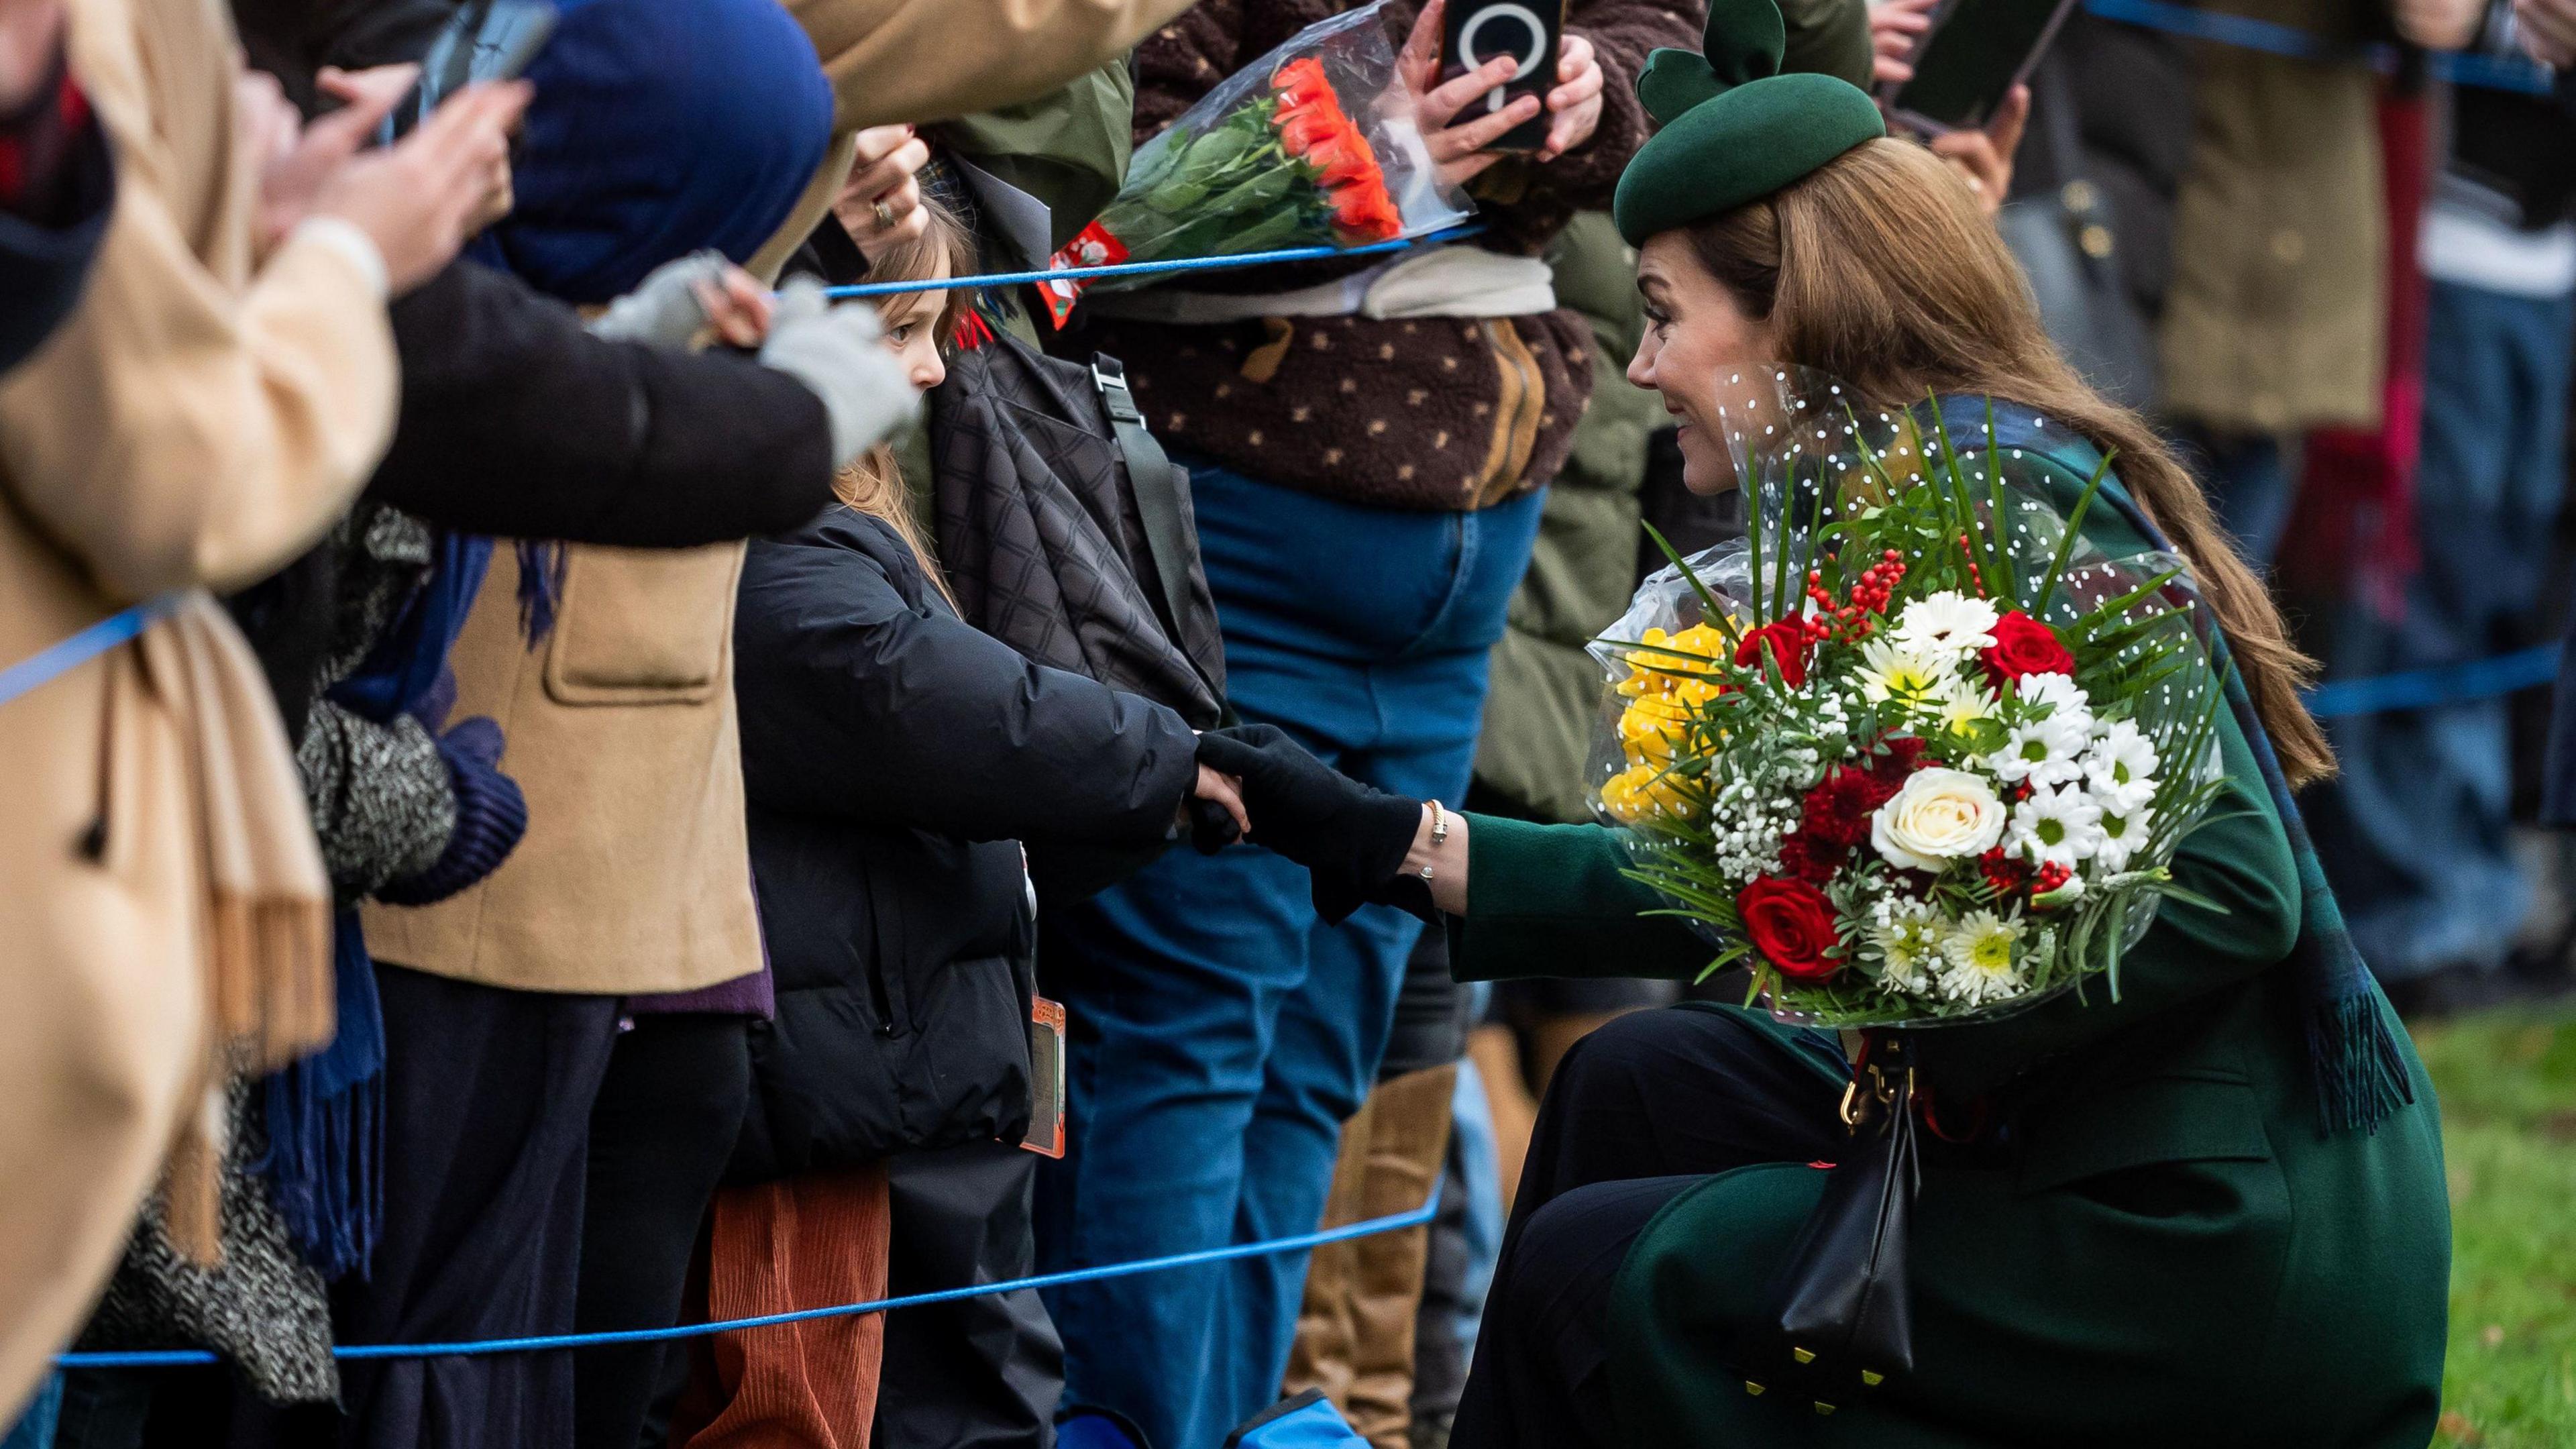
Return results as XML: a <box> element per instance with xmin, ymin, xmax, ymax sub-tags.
<box><xmin>1589</xmin><ymin>370</ymin><xmax>2231</xmax><ymax>1026</ymax></box>
<box><xmin>1038</xmin><ymin>0</ymin><xmax>1469</xmax><ymax>327</ymax></box>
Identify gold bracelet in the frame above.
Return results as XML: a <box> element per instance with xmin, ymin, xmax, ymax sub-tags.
<box><xmin>1419</xmin><ymin>800</ymin><xmax>1448</xmax><ymax>881</ymax></box>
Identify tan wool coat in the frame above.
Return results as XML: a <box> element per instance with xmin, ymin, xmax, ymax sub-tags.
<box><xmin>0</xmin><ymin>0</ymin><xmax>396</xmax><ymax>1417</ymax></box>
<box><xmin>371</xmin><ymin>0</ymin><xmax>1201</xmax><ymax>998</ymax></box>
<box><xmin>2158</xmin><ymin>0</ymin><xmax>2387</xmax><ymax>434</ymax></box>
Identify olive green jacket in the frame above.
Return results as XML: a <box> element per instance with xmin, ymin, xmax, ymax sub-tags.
<box><xmin>1450</xmin><ymin>449</ymin><xmax>2449</xmax><ymax>1445</ymax></box>
<box><xmin>2159</xmin><ymin>0</ymin><xmax>2387</xmax><ymax>434</ymax></box>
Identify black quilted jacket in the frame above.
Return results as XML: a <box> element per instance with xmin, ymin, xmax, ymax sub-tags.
<box><xmin>727</xmin><ymin>509</ymin><xmax>1200</xmax><ymax>1179</ymax></box>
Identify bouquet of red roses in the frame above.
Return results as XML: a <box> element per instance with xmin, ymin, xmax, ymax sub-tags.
<box><xmin>1589</xmin><ymin>370</ymin><xmax>2231</xmax><ymax>1027</ymax></box>
<box><xmin>1039</xmin><ymin>0</ymin><xmax>1468</xmax><ymax>327</ymax></box>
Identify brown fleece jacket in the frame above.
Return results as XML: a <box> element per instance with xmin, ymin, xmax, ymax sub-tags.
<box><xmin>1078</xmin><ymin>0</ymin><xmax>1703</xmax><ymax>512</ymax></box>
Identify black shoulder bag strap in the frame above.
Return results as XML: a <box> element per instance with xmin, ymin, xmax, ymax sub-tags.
<box><xmin>1090</xmin><ymin>356</ymin><xmax>1192</xmax><ymax>635</ymax></box>
<box><xmin>1091</xmin><ymin>354</ymin><xmax>1236</xmax><ymax>725</ymax></box>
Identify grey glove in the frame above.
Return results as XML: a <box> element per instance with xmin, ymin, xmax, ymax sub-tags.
<box><xmin>759</xmin><ymin>277</ymin><xmax>920</xmax><ymax>468</ymax></box>
<box><xmin>586</xmin><ymin>250</ymin><xmax>730</xmax><ymax>346</ymax></box>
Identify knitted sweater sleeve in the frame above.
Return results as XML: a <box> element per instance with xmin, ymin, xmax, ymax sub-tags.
<box><xmin>1518</xmin><ymin>0</ymin><xmax>1705</xmax><ymax>211</ymax></box>
<box><xmin>295</xmin><ymin>702</ymin><xmax>456</xmax><ymax>902</ymax></box>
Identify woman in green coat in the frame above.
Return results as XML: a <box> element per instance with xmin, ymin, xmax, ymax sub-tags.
<box><xmin>1189</xmin><ymin>3</ymin><xmax>2451</xmax><ymax>1442</ymax></box>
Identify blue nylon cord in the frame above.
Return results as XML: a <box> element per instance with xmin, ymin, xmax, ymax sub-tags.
<box><xmin>2302</xmin><ymin>641</ymin><xmax>2561</xmax><ymax>718</ymax></box>
<box><xmin>2083</xmin><ymin>0</ymin><xmax>2557</xmax><ymax>93</ymax></box>
<box><xmin>0</xmin><ymin>596</ymin><xmax>176</xmax><ymax>710</ymax></box>
<box><xmin>819</xmin><ymin>223</ymin><xmax>1484</xmax><ymax>300</ymax></box>
<box><xmin>54</xmin><ymin>1183</ymin><xmax>1441</xmax><ymax>1367</ymax></box>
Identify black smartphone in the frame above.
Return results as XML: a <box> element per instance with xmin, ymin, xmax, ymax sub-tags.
<box><xmin>1438</xmin><ymin>0</ymin><xmax>1566</xmax><ymax>155</ymax></box>
<box><xmin>380</xmin><ymin>0</ymin><xmax>557</xmax><ymax>142</ymax></box>
<box><xmin>1882</xmin><ymin>0</ymin><xmax>2076</xmax><ymax>135</ymax></box>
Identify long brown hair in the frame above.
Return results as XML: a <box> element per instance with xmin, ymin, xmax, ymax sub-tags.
<box><xmin>833</xmin><ymin>193</ymin><xmax>979</xmax><ymax>606</ymax></box>
<box><xmin>1684</xmin><ymin>138</ymin><xmax>2332</xmax><ymax>786</ymax></box>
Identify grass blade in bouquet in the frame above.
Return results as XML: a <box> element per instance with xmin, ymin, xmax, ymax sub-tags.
<box><xmin>1038</xmin><ymin>0</ymin><xmax>1470</xmax><ymax>326</ymax></box>
<box><xmin>1586</xmin><ymin>368</ymin><xmax>2231</xmax><ymax>1027</ymax></box>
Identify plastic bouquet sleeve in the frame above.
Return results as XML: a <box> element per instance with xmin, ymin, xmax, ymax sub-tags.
<box><xmin>1038</xmin><ymin>0</ymin><xmax>1470</xmax><ymax>327</ymax></box>
<box><xmin>1585</xmin><ymin>369</ymin><xmax>2233</xmax><ymax>1029</ymax></box>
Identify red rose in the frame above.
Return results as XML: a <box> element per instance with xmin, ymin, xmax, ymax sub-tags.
<box><xmin>1980</xmin><ymin>610</ymin><xmax>2076</xmax><ymax>686</ymax></box>
<box><xmin>1737</xmin><ymin>875</ymin><xmax>1845</xmax><ymax>981</ymax></box>
<box><xmin>1735</xmin><ymin>617</ymin><xmax>1812</xmax><ymax>688</ymax></box>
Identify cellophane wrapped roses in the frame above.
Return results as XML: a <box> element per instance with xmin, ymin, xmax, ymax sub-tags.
<box><xmin>1587</xmin><ymin>371</ymin><xmax>2231</xmax><ymax>1027</ymax></box>
<box><xmin>1038</xmin><ymin>0</ymin><xmax>1469</xmax><ymax>326</ymax></box>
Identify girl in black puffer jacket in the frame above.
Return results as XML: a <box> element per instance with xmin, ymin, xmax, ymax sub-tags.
<box><xmin>696</xmin><ymin>199</ymin><xmax>1244</xmax><ymax>1449</ymax></box>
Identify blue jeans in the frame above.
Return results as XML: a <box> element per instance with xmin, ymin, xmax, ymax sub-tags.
<box><xmin>1036</xmin><ymin>464</ymin><xmax>1545</xmax><ymax>1449</ymax></box>
<box><xmin>2309</xmin><ymin>280</ymin><xmax>2576</xmax><ymax>979</ymax></box>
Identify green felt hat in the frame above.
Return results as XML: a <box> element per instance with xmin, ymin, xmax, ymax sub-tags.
<box><xmin>1611</xmin><ymin>0</ymin><xmax>1886</xmax><ymax>246</ymax></box>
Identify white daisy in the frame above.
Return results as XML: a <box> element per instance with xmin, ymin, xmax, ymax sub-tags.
<box><xmin>2014</xmin><ymin>672</ymin><xmax>2094</xmax><ymax>732</ymax></box>
<box><xmin>2009</xmin><ymin>784</ymin><xmax>2105</xmax><ymax>871</ymax></box>
<box><xmin>1938</xmin><ymin>909</ymin><xmax>2027</xmax><ymax>1005</ymax></box>
<box><xmin>1869</xmin><ymin>897</ymin><xmax>1949</xmax><ymax>994</ymax></box>
<box><xmin>2083</xmin><ymin>719</ymin><xmax>2160</xmax><ymax>809</ymax></box>
<box><xmin>1927</xmin><ymin>674</ymin><xmax>1998</xmax><ymax>733</ymax></box>
<box><xmin>1988</xmin><ymin>711</ymin><xmax>2088</xmax><ymax>788</ymax></box>
<box><xmin>1893</xmin><ymin>591</ymin><xmax>2001</xmax><ymax>657</ymax></box>
<box><xmin>1856</xmin><ymin>636</ymin><xmax>1950</xmax><ymax>706</ymax></box>
<box><xmin>2093</xmin><ymin>800</ymin><xmax>2155</xmax><ymax>873</ymax></box>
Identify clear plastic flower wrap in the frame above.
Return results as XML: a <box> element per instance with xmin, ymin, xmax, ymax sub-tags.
<box><xmin>1038</xmin><ymin>0</ymin><xmax>1470</xmax><ymax>325</ymax></box>
<box><xmin>1585</xmin><ymin>368</ymin><xmax>2231</xmax><ymax>1028</ymax></box>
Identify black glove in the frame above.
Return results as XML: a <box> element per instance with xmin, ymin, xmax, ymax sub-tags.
<box><xmin>1193</xmin><ymin>724</ymin><xmax>1432</xmax><ymax>923</ymax></box>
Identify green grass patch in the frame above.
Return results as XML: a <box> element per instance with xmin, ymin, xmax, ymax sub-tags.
<box><xmin>2418</xmin><ymin>1008</ymin><xmax>2576</xmax><ymax>1448</ymax></box>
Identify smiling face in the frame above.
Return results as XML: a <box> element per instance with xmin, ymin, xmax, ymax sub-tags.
<box><xmin>1626</xmin><ymin>229</ymin><xmax>1782</xmax><ymax>495</ymax></box>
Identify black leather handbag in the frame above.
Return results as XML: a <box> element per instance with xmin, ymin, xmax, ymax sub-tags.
<box><xmin>1748</xmin><ymin>1030</ymin><xmax>1922</xmax><ymax>1412</ymax></box>
<box><xmin>1996</xmin><ymin>66</ymin><xmax>2161</xmax><ymax>414</ymax></box>
<box><xmin>926</xmin><ymin>331</ymin><xmax>1232</xmax><ymax>899</ymax></box>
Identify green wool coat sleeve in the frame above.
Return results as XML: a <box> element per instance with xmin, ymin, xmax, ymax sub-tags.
<box><xmin>1450</xmin><ymin>815</ymin><xmax>1718</xmax><ymax>982</ymax></box>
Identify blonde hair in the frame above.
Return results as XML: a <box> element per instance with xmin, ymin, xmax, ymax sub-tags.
<box><xmin>1683</xmin><ymin>138</ymin><xmax>2332</xmax><ymax>786</ymax></box>
<box><xmin>833</xmin><ymin>192</ymin><xmax>979</xmax><ymax>606</ymax></box>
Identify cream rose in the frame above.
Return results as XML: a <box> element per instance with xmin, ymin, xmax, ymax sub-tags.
<box><xmin>1872</xmin><ymin>767</ymin><xmax>2007</xmax><ymax>872</ymax></box>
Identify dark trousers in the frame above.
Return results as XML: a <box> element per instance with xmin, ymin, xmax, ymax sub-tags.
<box><xmin>1449</xmin><ymin>1006</ymin><xmax>1847</xmax><ymax>1449</ymax></box>
<box><xmin>332</xmin><ymin>965</ymin><xmax>620</xmax><ymax>1449</ymax></box>
<box><xmin>573</xmin><ymin>1014</ymin><xmax>751</xmax><ymax>1449</ymax></box>
<box><xmin>876</xmin><ymin>1141</ymin><xmax>1062</xmax><ymax>1449</ymax></box>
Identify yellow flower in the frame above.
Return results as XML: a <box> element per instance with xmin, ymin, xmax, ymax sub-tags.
<box><xmin>1601</xmin><ymin>761</ymin><xmax>1689</xmax><ymax>824</ymax></box>
<box><xmin>1619</xmin><ymin>694</ymin><xmax>1691</xmax><ymax>766</ymax></box>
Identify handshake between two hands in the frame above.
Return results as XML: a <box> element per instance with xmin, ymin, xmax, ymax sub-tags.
<box><xmin>1179</xmin><ymin>727</ymin><xmax>1440</xmax><ymax>924</ymax></box>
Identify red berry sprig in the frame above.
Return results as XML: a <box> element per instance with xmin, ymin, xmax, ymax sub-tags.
<box><xmin>1801</xmin><ymin>549</ymin><xmax>1908</xmax><ymax>645</ymax></box>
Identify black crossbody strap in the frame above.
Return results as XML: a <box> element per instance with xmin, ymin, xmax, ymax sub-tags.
<box><xmin>1091</xmin><ymin>355</ymin><xmax>1238</xmax><ymax>727</ymax></box>
<box><xmin>1091</xmin><ymin>356</ymin><xmax>1193</xmax><ymax>631</ymax></box>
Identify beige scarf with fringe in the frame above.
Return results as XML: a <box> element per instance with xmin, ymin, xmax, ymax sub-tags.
<box><xmin>133</xmin><ymin>593</ymin><xmax>336</xmax><ymax>1260</ymax></box>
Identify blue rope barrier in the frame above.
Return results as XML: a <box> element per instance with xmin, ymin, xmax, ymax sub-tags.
<box><xmin>0</xmin><ymin>596</ymin><xmax>176</xmax><ymax>710</ymax></box>
<box><xmin>2084</xmin><ymin>0</ymin><xmax>2559</xmax><ymax>94</ymax></box>
<box><xmin>2302</xmin><ymin>641</ymin><xmax>2561</xmax><ymax>718</ymax></box>
<box><xmin>56</xmin><ymin>1183</ymin><xmax>1442</xmax><ymax>1368</ymax></box>
<box><xmin>820</xmin><ymin>223</ymin><xmax>1484</xmax><ymax>301</ymax></box>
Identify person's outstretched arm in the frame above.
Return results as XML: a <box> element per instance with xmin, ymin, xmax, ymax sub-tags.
<box><xmin>360</xmin><ymin>259</ymin><xmax>843</xmax><ymax>546</ymax></box>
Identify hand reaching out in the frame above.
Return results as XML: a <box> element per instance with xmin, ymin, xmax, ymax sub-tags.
<box><xmin>1536</xmin><ymin>33</ymin><xmax>1604</xmax><ymax>162</ymax></box>
<box><xmin>1399</xmin><ymin>0</ymin><xmax>1605</xmax><ymax>186</ymax></box>
<box><xmin>1186</xmin><ymin>763</ymin><xmax>1250</xmax><ymax>852</ymax></box>
<box><xmin>1870</xmin><ymin>0</ymin><xmax>1937</xmax><ymax>85</ymax></box>
<box><xmin>1928</xmin><ymin>84</ymin><xmax>2028</xmax><ymax>218</ymax></box>
<box><xmin>2516</xmin><ymin>0</ymin><xmax>2576</xmax><ymax>64</ymax></box>
<box><xmin>0</xmin><ymin>0</ymin><xmax>64</xmax><ymax>113</ymax></box>
<box><xmin>264</xmin><ymin>66</ymin><xmax>529</xmax><ymax>294</ymax></box>
<box><xmin>833</xmin><ymin>123</ymin><xmax>930</xmax><ymax>262</ymax></box>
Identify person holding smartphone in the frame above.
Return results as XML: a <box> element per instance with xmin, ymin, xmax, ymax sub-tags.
<box><xmin>1038</xmin><ymin>3</ymin><xmax>1880</xmax><ymax>1445</ymax></box>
